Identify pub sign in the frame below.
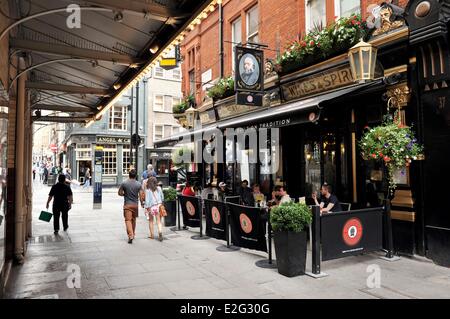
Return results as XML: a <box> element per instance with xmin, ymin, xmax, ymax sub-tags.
<box><xmin>234</xmin><ymin>46</ymin><xmax>264</xmax><ymax>107</ymax></box>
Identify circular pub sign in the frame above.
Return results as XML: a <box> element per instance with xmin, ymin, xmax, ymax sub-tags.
<box><xmin>211</xmin><ymin>206</ymin><xmax>221</xmax><ymax>225</ymax></box>
<box><xmin>186</xmin><ymin>201</ymin><xmax>196</xmax><ymax>216</ymax></box>
<box><xmin>239</xmin><ymin>213</ymin><xmax>253</xmax><ymax>234</ymax></box>
<box><xmin>342</xmin><ymin>218</ymin><xmax>363</xmax><ymax>246</ymax></box>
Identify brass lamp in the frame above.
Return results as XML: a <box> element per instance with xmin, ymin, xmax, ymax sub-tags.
<box><xmin>348</xmin><ymin>40</ymin><xmax>378</xmax><ymax>83</ymax></box>
<box><xmin>185</xmin><ymin>106</ymin><xmax>198</xmax><ymax>128</ymax></box>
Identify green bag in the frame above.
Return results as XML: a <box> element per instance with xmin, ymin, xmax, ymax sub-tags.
<box><xmin>39</xmin><ymin>210</ymin><xmax>53</xmax><ymax>222</ymax></box>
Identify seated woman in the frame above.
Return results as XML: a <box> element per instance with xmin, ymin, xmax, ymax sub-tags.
<box><xmin>182</xmin><ymin>181</ymin><xmax>196</xmax><ymax>197</ymax></box>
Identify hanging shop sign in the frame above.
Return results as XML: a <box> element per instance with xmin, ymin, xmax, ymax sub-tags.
<box><xmin>96</xmin><ymin>136</ymin><xmax>131</xmax><ymax>144</ymax></box>
<box><xmin>234</xmin><ymin>46</ymin><xmax>264</xmax><ymax>106</ymax></box>
<box><xmin>281</xmin><ymin>65</ymin><xmax>354</xmax><ymax>102</ymax></box>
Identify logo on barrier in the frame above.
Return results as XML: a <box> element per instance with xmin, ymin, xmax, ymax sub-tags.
<box><xmin>239</xmin><ymin>213</ymin><xmax>253</xmax><ymax>234</ymax></box>
<box><xmin>342</xmin><ymin>218</ymin><xmax>363</xmax><ymax>246</ymax></box>
<box><xmin>186</xmin><ymin>201</ymin><xmax>196</xmax><ymax>216</ymax></box>
<box><xmin>211</xmin><ymin>206</ymin><xmax>221</xmax><ymax>224</ymax></box>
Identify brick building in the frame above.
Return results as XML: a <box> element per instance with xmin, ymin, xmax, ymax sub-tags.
<box><xmin>180</xmin><ymin>0</ymin><xmax>410</xmax><ymax>105</ymax></box>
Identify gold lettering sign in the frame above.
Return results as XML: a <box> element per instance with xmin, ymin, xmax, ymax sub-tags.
<box><xmin>282</xmin><ymin>66</ymin><xmax>354</xmax><ymax>101</ymax></box>
<box><xmin>217</xmin><ymin>104</ymin><xmax>258</xmax><ymax>120</ymax></box>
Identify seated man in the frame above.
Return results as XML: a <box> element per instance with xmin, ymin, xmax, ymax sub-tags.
<box><xmin>312</xmin><ymin>183</ymin><xmax>342</xmax><ymax>213</ymax></box>
<box><xmin>239</xmin><ymin>180</ymin><xmax>255</xmax><ymax>207</ymax></box>
<box><xmin>269</xmin><ymin>185</ymin><xmax>292</xmax><ymax>207</ymax></box>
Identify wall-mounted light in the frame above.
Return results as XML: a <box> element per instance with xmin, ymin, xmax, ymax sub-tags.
<box><xmin>149</xmin><ymin>44</ymin><xmax>159</xmax><ymax>54</ymax></box>
<box><xmin>113</xmin><ymin>83</ymin><xmax>121</xmax><ymax>90</ymax></box>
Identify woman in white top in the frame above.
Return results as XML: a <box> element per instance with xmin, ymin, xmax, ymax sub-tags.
<box><xmin>144</xmin><ymin>176</ymin><xmax>164</xmax><ymax>241</ymax></box>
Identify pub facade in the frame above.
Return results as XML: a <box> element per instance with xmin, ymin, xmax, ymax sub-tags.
<box><xmin>155</xmin><ymin>1</ymin><xmax>450</xmax><ymax>267</ymax></box>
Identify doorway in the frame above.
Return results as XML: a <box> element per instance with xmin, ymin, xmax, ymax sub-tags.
<box><xmin>77</xmin><ymin>160</ymin><xmax>92</xmax><ymax>183</ymax></box>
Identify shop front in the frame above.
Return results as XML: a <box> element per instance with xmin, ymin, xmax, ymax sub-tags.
<box><xmin>66</xmin><ymin>135</ymin><xmax>135</xmax><ymax>186</ymax></box>
<box><xmin>147</xmin><ymin>148</ymin><xmax>177</xmax><ymax>187</ymax></box>
<box><xmin>155</xmin><ymin>3</ymin><xmax>450</xmax><ymax>267</ymax></box>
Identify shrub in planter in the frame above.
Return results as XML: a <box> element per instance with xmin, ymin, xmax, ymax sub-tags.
<box><xmin>207</xmin><ymin>77</ymin><xmax>235</xmax><ymax>101</ymax></box>
<box><xmin>270</xmin><ymin>202</ymin><xmax>312</xmax><ymax>277</ymax></box>
<box><xmin>163</xmin><ymin>187</ymin><xmax>177</xmax><ymax>227</ymax></box>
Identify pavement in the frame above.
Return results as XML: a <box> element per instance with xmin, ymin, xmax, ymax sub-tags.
<box><xmin>4</xmin><ymin>180</ymin><xmax>450</xmax><ymax>299</ymax></box>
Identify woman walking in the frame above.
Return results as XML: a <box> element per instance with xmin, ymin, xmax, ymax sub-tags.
<box><xmin>144</xmin><ymin>176</ymin><xmax>164</xmax><ymax>241</ymax></box>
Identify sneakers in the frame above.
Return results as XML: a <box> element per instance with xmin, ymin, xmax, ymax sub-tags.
<box><xmin>54</xmin><ymin>230</ymin><xmax>59</xmax><ymax>235</ymax></box>
<box><xmin>158</xmin><ymin>233</ymin><xmax>163</xmax><ymax>242</ymax></box>
<box><xmin>128</xmin><ymin>238</ymin><xmax>133</xmax><ymax>244</ymax></box>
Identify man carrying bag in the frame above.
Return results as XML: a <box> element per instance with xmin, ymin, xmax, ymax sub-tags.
<box><xmin>46</xmin><ymin>174</ymin><xmax>73</xmax><ymax>235</ymax></box>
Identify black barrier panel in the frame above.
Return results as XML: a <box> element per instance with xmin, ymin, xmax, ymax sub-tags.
<box><xmin>227</xmin><ymin>203</ymin><xmax>267</xmax><ymax>252</ymax></box>
<box><xmin>204</xmin><ymin>199</ymin><xmax>227</xmax><ymax>241</ymax></box>
<box><xmin>178</xmin><ymin>195</ymin><xmax>201</xmax><ymax>228</ymax></box>
<box><xmin>321</xmin><ymin>208</ymin><xmax>383</xmax><ymax>261</ymax></box>
<box><xmin>225</xmin><ymin>196</ymin><xmax>241</xmax><ymax>204</ymax></box>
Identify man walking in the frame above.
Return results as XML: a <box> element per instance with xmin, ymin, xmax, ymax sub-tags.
<box><xmin>46</xmin><ymin>174</ymin><xmax>73</xmax><ymax>235</ymax></box>
<box><xmin>118</xmin><ymin>169</ymin><xmax>144</xmax><ymax>244</ymax></box>
<box><xmin>142</xmin><ymin>164</ymin><xmax>157</xmax><ymax>180</ymax></box>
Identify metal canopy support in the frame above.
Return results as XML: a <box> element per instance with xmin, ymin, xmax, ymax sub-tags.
<box><xmin>25</xmin><ymin>82</ymin><xmax>110</xmax><ymax>96</ymax></box>
<box><xmin>82</xmin><ymin>0</ymin><xmax>185</xmax><ymax>20</ymax></box>
<box><xmin>31</xmin><ymin>104</ymin><xmax>95</xmax><ymax>113</ymax></box>
<box><xmin>32</xmin><ymin>116</ymin><xmax>91</xmax><ymax>123</ymax></box>
<box><xmin>10</xmin><ymin>39</ymin><xmax>145</xmax><ymax>66</ymax></box>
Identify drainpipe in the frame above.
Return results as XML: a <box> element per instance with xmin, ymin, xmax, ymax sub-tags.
<box><xmin>14</xmin><ymin>57</ymin><xmax>26</xmax><ymax>263</ymax></box>
<box><xmin>219</xmin><ymin>2</ymin><xmax>224</xmax><ymax>78</ymax></box>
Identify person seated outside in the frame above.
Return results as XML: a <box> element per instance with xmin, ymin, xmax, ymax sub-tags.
<box><xmin>201</xmin><ymin>182</ymin><xmax>217</xmax><ymax>200</ymax></box>
<box><xmin>268</xmin><ymin>185</ymin><xmax>292</xmax><ymax>207</ymax></box>
<box><xmin>252</xmin><ymin>183</ymin><xmax>265</xmax><ymax>205</ymax></box>
<box><xmin>217</xmin><ymin>182</ymin><xmax>231</xmax><ymax>202</ymax></box>
<box><xmin>239</xmin><ymin>180</ymin><xmax>255</xmax><ymax>207</ymax></box>
<box><xmin>182</xmin><ymin>181</ymin><xmax>196</xmax><ymax>197</ymax></box>
<box><xmin>312</xmin><ymin>183</ymin><xmax>342</xmax><ymax>214</ymax></box>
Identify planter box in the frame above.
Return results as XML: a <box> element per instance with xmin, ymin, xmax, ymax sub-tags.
<box><xmin>164</xmin><ymin>200</ymin><xmax>176</xmax><ymax>227</ymax></box>
<box><xmin>273</xmin><ymin>230</ymin><xmax>307</xmax><ymax>277</ymax></box>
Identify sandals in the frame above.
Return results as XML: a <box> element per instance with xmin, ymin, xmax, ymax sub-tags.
<box><xmin>158</xmin><ymin>233</ymin><xmax>163</xmax><ymax>242</ymax></box>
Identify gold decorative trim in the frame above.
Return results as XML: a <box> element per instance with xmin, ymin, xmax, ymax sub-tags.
<box><xmin>386</xmin><ymin>83</ymin><xmax>411</xmax><ymax>108</ymax></box>
<box><xmin>369</xmin><ymin>27</ymin><xmax>409</xmax><ymax>47</ymax></box>
<box><xmin>391</xmin><ymin>210</ymin><xmax>416</xmax><ymax>222</ymax></box>
<box><xmin>384</xmin><ymin>65</ymin><xmax>408</xmax><ymax>77</ymax></box>
<box><xmin>409</xmin><ymin>56</ymin><xmax>417</xmax><ymax>64</ymax></box>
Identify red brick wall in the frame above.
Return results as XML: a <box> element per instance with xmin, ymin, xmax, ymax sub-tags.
<box><xmin>180</xmin><ymin>0</ymin><xmax>410</xmax><ymax>105</ymax></box>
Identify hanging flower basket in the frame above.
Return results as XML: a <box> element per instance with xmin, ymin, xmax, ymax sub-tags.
<box><xmin>359</xmin><ymin>114</ymin><xmax>424</xmax><ymax>194</ymax></box>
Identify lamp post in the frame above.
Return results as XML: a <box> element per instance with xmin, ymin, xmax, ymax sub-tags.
<box><xmin>348</xmin><ymin>40</ymin><xmax>378</xmax><ymax>83</ymax></box>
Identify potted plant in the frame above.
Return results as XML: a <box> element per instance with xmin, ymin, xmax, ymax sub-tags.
<box><xmin>207</xmin><ymin>77</ymin><xmax>235</xmax><ymax>101</ymax></box>
<box><xmin>173</xmin><ymin>94</ymin><xmax>196</xmax><ymax>127</ymax></box>
<box><xmin>273</xmin><ymin>15</ymin><xmax>368</xmax><ymax>75</ymax></box>
<box><xmin>270</xmin><ymin>201</ymin><xmax>312</xmax><ymax>277</ymax></box>
<box><xmin>163</xmin><ymin>187</ymin><xmax>177</xmax><ymax>226</ymax></box>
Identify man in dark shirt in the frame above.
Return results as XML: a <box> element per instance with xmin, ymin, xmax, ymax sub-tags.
<box><xmin>312</xmin><ymin>183</ymin><xmax>342</xmax><ymax>213</ymax></box>
<box><xmin>239</xmin><ymin>180</ymin><xmax>255</xmax><ymax>207</ymax></box>
<box><xmin>46</xmin><ymin>174</ymin><xmax>73</xmax><ymax>234</ymax></box>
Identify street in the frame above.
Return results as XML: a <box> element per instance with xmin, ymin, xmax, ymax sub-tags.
<box><xmin>4</xmin><ymin>180</ymin><xmax>450</xmax><ymax>299</ymax></box>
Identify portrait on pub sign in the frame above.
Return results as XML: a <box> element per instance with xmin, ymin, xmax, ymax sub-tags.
<box><xmin>235</xmin><ymin>47</ymin><xmax>264</xmax><ymax>92</ymax></box>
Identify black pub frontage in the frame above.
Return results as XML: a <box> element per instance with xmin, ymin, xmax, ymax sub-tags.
<box><xmin>155</xmin><ymin>2</ymin><xmax>450</xmax><ymax>268</ymax></box>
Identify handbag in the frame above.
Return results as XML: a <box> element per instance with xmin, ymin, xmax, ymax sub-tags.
<box><xmin>39</xmin><ymin>210</ymin><xmax>53</xmax><ymax>222</ymax></box>
<box><xmin>159</xmin><ymin>204</ymin><xmax>167</xmax><ymax>217</ymax></box>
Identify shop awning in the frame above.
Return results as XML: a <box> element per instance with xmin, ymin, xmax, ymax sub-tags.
<box><xmin>154</xmin><ymin>79</ymin><xmax>384</xmax><ymax>148</ymax></box>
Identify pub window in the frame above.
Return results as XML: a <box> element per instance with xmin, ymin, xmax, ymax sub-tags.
<box><xmin>122</xmin><ymin>144</ymin><xmax>136</xmax><ymax>175</ymax></box>
<box><xmin>154</xmin><ymin>94</ymin><xmax>164</xmax><ymax>111</ymax></box>
<box><xmin>98</xmin><ymin>144</ymin><xmax>117</xmax><ymax>176</ymax></box>
<box><xmin>154</xmin><ymin>67</ymin><xmax>164</xmax><ymax>78</ymax></box>
<box><xmin>189</xmin><ymin>70</ymin><xmax>195</xmax><ymax>95</ymax></box>
<box><xmin>231</xmin><ymin>17</ymin><xmax>242</xmax><ymax>73</ymax></box>
<box><xmin>154</xmin><ymin>124</ymin><xmax>163</xmax><ymax>141</ymax></box>
<box><xmin>172</xmin><ymin>68</ymin><xmax>181</xmax><ymax>80</ymax></box>
<box><xmin>109</xmin><ymin>105</ymin><xmax>127</xmax><ymax>131</ymax></box>
<box><xmin>335</xmin><ymin>0</ymin><xmax>360</xmax><ymax>18</ymax></box>
<box><xmin>306</xmin><ymin>0</ymin><xmax>326</xmax><ymax>31</ymax></box>
<box><xmin>76</xmin><ymin>144</ymin><xmax>91</xmax><ymax>160</ymax></box>
<box><xmin>246</xmin><ymin>6</ymin><xmax>259</xmax><ymax>44</ymax></box>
